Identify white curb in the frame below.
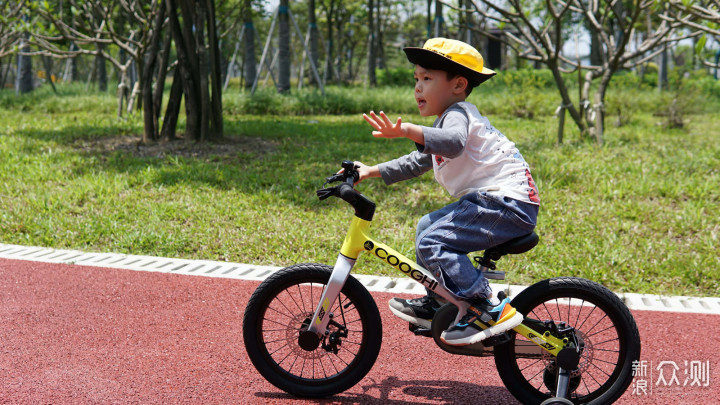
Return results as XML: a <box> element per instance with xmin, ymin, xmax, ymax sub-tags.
<box><xmin>1</xmin><ymin>242</ymin><xmax>718</xmax><ymax>315</ymax></box>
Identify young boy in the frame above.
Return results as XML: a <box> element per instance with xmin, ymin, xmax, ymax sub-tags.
<box><xmin>354</xmin><ymin>38</ymin><xmax>540</xmax><ymax>346</ymax></box>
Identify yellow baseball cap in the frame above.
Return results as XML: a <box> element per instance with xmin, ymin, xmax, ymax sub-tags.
<box><xmin>403</xmin><ymin>37</ymin><xmax>496</xmax><ymax>85</ymax></box>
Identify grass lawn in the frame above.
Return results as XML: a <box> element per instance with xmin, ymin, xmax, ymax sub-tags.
<box><xmin>0</xmin><ymin>85</ymin><xmax>718</xmax><ymax>297</ymax></box>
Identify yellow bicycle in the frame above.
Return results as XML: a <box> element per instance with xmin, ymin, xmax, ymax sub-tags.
<box><xmin>243</xmin><ymin>161</ymin><xmax>641</xmax><ymax>404</ymax></box>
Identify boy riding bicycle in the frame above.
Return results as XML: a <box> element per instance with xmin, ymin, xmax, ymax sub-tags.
<box><xmin>353</xmin><ymin>38</ymin><xmax>540</xmax><ymax>346</ymax></box>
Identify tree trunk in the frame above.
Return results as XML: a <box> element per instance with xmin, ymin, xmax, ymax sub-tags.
<box><xmin>169</xmin><ymin>0</ymin><xmax>201</xmax><ymax>140</ymax></box>
<box><xmin>142</xmin><ymin>0</ymin><xmax>167</xmax><ymax>143</ymax></box>
<box><xmin>324</xmin><ymin>0</ymin><xmax>336</xmax><ymax>82</ymax></box>
<box><xmin>308</xmin><ymin>0</ymin><xmax>319</xmax><ymax>85</ymax></box>
<box><xmin>547</xmin><ymin>58</ymin><xmax>586</xmax><ymax>139</ymax></box>
<box><xmin>69</xmin><ymin>43</ymin><xmax>79</xmax><ymax>82</ymax></box>
<box><xmin>96</xmin><ymin>46</ymin><xmax>108</xmax><ymax>92</ymax></box>
<box><xmin>426</xmin><ymin>0</ymin><xmax>432</xmax><ymax>39</ymax></box>
<box><xmin>206</xmin><ymin>0</ymin><xmax>223</xmax><ymax>139</ymax></box>
<box><xmin>195</xmin><ymin>0</ymin><xmax>211</xmax><ymax>141</ymax></box>
<box><xmin>434</xmin><ymin>0</ymin><xmax>444</xmax><ymax>37</ymax></box>
<box><xmin>658</xmin><ymin>44</ymin><xmax>668</xmax><ymax>91</ymax></box>
<box><xmin>277</xmin><ymin>0</ymin><xmax>291</xmax><ymax>93</ymax></box>
<box><xmin>589</xmin><ymin>30</ymin><xmax>603</xmax><ymax>66</ymax></box>
<box><xmin>592</xmin><ymin>70</ymin><xmax>614</xmax><ymax>145</ymax></box>
<box><xmin>17</xmin><ymin>29</ymin><xmax>33</xmax><ymax>94</ymax></box>
<box><xmin>243</xmin><ymin>0</ymin><xmax>257</xmax><ymax>89</ymax></box>
<box><xmin>376</xmin><ymin>0</ymin><xmax>386</xmax><ymax>69</ymax></box>
<box><xmin>368</xmin><ymin>0</ymin><xmax>376</xmax><ymax>87</ymax></box>
<box><xmin>42</xmin><ymin>55</ymin><xmax>57</xmax><ymax>93</ymax></box>
<box><xmin>0</xmin><ymin>58</ymin><xmax>8</xmax><ymax>89</ymax></box>
<box><xmin>161</xmin><ymin>69</ymin><xmax>183</xmax><ymax>141</ymax></box>
<box><xmin>154</xmin><ymin>28</ymin><xmax>173</xmax><ymax>123</ymax></box>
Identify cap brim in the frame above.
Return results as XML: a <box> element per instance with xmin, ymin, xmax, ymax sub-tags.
<box><xmin>404</xmin><ymin>47</ymin><xmax>496</xmax><ymax>85</ymax></box>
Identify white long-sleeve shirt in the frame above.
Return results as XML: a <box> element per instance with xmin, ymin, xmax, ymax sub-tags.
<box><xmin>378</xmin><ymin>101</ymin><xmax>540</xmax><ymax>205</ymax></box>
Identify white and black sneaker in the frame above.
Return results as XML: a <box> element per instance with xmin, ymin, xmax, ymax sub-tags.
<box><xmin>388</xmin><ymin>295</ymin><xmax>442</xmax><ymax>328</ymax></box>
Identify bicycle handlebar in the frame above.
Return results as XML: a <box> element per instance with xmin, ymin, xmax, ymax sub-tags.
<box><xmin>316</xmin><ymin>161</ymin><xmax>376</xmax><ymax>221</ymax></box>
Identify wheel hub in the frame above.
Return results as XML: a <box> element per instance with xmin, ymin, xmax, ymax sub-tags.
<box><xmin>298</xmin><ymin>329</ymin><xmax>321</xmax><ymax>351</ymax></box>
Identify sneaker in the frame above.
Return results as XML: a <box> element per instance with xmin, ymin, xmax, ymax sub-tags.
<box><xmin>440</xmin><ymin>298</ymin><xmax>523</xmax><ymax>346</ymax></box>
<box><xmin>388</xmin><ymin>295</ymin><xmax>441</xmax><ymax>328</ymax></box>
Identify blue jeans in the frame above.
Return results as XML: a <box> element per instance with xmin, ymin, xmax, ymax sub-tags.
<box><xmin>415</xmin><ymin>191</ymin><xmax>538</xmax><ymax>301</ymax></box>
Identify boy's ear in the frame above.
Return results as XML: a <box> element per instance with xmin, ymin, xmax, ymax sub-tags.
<box><xmin>454</xmin><ymin>76</ymin><xmax>468</xmax><ymax>94</ymax></box>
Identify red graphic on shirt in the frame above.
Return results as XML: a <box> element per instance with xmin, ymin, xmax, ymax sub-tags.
<box><xmin>525</xmin><ymin>169</ymin><xmax>540</xmax><ymax>203</ymax></box>
<box><xmin>435</xmin><ymin>155</ymin><xmax>445</xmax><ymax>165</ymax></box>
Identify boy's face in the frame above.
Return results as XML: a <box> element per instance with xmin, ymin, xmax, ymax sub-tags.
<box><xmin>413</xmin><ymin>65</ymin><xmax>467</xmax><ymax>117</ymax></box>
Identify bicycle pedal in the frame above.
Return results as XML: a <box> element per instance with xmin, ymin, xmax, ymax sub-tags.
<box><xmin>480</xmin><ymin>331</ymin><xmax>512</xmax><ymax>347</ymax></box>
<box><xmin>408</xmin><ymin>323</ymin><xmax>433</xmax><ymax>337</ymax></box>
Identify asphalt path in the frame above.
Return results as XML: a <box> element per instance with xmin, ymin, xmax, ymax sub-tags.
<box><xmin>1</xmin><ymin>258</ymin><xmax>717</xmax><ymax>404</ymax></box>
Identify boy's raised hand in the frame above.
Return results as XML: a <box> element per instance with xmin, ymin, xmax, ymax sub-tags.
<box><xmin>362</xmin><ymin>111</ymin><xmax>425</xmax><ymax>145</ymax></box>
<box><xmin>363</xmin><ymin>111</ymin><xmax>404</xmax><ymax>138</ymax></box>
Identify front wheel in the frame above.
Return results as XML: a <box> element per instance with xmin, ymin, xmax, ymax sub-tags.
<box><xmin>494</xmin><ymin>277</ymin><xmax>641</xmax><ymax>404</ymax></box>
<box><xmin>243</xmin><ymin>263</ymin><xmax>382</xmax><ymax>398</ymax></box>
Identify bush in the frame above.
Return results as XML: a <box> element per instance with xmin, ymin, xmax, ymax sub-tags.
<box><xmin>376</xmin><ymin>67</ymin><xmax>415</xmax><ymax>87</ymax></box>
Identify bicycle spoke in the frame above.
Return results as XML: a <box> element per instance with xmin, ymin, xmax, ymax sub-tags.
<box><xmin>518</xmin><ymin>357</ymin><xmax>544</xmax><ymax>373</ymax></box>
<box><xmin>554</xmin><ymin>299</ymin><xmax>562</xmax><ymax>323</ymax></box>
<box><xmin>585</xmin><ymin>323</ymin><xmax>615</xmax><ymax>339</ymax></box>
<box><xmin>574</xmin><ymin>299</ymin><xmax>586</xmax><ymax>328</ymax></box>
<box><xmin>594</xmin><ymin>357</ymin><xmax>619</xmax><ymax>367</ymax></box>
<box><xmin>575</xmin><ymin>305</ymin><xmax>597</xmax><ymax>331</ymax></box>
<box><xmin>593</xmin><ymin>337</ymin><xmax>620</xmax><ymax>347</ymax></box>
<box><xmin>584</xmin><ymin>313</ymin><xmax>609</xmax><ymax>336</ymax></box>
<box><xmin>288</xmin><ymin>285</ymin><xmax>309</xmax><ymax>315</ymax></box>
<box><xmin>593</xmin><ymin>347</ymin><xmax>620</xmax><ymax>353</ymax></box>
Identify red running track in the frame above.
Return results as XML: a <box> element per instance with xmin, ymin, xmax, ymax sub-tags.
<box><xmin>1</xmin><ymin>258</ymin><xmax>718</xmax><ymax>404</ymax></box>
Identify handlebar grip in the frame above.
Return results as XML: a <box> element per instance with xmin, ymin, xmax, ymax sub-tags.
<box><xmin>337</xmin><ymin>183</ymin><xmax>357</xmax><ymax>203</ymax></box>
<box><xmin>342</xmin><ymin>160</ymin><xmax>360</xmax><ymax>184</ymax></box>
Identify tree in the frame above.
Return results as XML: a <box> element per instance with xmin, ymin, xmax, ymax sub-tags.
<box><xmin>462</xmin><ymin>0</ymin><xmax>690</xmax><ymax>144</ymax></box>
<box><xmin>31</xmin><ymin>0</ymin><xmax>223</xmax><ymax>143</ymax></box>
<box><xmin>278</xmin><ymin>0</ymin><xmax>291</xmax><ymax>92</ymax></box>
<box><xmin>308</xmin><ymin>0</ymin><xmax>320</xmax><ymax>84</ymax></box>
<box><xmin>166</xmin><ymin>0</ymin><xmax>223</xmax><ymax>141</ymax></box>
<box><xmin>33</xmin><ymin>1</ymin><xmax>163</xmax><ymax>116</ymax></box>
<box><xmin>242</xmin><ymin>0</ymin><xmax>257</xmax><ymax>89</ymax></box>
<box><xmin>664</xmin><ymin>0</ymin><xmax>720</xmax><ymax>71</ymax></box>
<box><xmin>368</xmin><ymin>0</ymin><xmax>376</xmax><ymax>86</ymax></box>
<box><xmin>0</xmin><ymin>1</ymin><xmax>25</xmax><ymax>59</ymax></box>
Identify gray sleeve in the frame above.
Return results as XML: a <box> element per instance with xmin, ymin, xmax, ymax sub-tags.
<box><xmin>418</xmin><ymin>107</ymin><xmax>468</xmax><ymax>158</ymax></box>
<box><xmin>377</xmin><ymin>151</ymin><xmax>433</xmax><ymax>185</ymax></box>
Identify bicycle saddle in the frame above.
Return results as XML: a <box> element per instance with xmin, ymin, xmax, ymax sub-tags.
<box><xmin>485</xmin><ymin>232</ymin><xmax>539</xmax><ymax>260</ymax></box>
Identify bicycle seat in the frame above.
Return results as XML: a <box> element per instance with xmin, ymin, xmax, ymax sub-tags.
<box><xmin>485</xmin><ymin>232</ymin><xmax>539</xmax><ymax>259</ymax></box>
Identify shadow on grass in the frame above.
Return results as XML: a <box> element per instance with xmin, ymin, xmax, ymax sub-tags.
<box><xmin>9</xmin><ymin>116</ymin><xmax>449</xmax><ymax>217</ymax></box>
<box><xmin>9</xmin><ymin>112</ymin><xmax>562</xmax><ymax>219</ymax></box>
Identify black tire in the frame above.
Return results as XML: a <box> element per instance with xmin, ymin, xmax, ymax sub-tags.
<box><xmin>243</xmin><ymin>263</ymin><xmax>382</xmax><ymax>398</ymax></box>
<box><xmin>494</xmin><ymin>277</ymin><xmax>641</xmax><ymax>404</ymax></box>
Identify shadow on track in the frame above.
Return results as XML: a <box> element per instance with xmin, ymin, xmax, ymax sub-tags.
<box><xmin>254</xmin><ymin>375</ymin><xmax>518</xmax><ymax>404</ymax></box>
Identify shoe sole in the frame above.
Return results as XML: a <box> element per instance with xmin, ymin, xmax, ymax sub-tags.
<box><xmin>388</xmin><ymin>304</ymin><xmax>432</xmax><ymax>329</ymax></box>
<box><xmin>439</xmin><ymin>312</ymin><xmax>524</xmax><ymax>347</ymax></box>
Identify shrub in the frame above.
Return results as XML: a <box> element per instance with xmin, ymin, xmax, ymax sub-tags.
<box><xmin>376</xmin><ymin>67</ymin><xmax>415</xmax><ymax>87</ymax></box>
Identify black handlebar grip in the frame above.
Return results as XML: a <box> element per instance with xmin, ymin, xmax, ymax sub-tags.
<box><xmin>337</xmin><ymin>183</ymin><xmax>357</xmax><ymax>203</ymax></box>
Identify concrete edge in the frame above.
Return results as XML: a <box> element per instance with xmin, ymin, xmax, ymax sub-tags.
<box><xmin>1</xmin><ymin>242</ymin><xmax>718</xmax><ymax>315</ymax></box>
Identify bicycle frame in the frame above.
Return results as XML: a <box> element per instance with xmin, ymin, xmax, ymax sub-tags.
<box><xmin>306</xmin><ymin>215</ymin><xmax>566</xmax><ymax>357</ymax></box>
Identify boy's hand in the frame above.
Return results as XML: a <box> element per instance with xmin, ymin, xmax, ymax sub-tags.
<box><xmin>363</xmin><ymin>111</ymin><xmax>404</xmax><ymax>138</ymax></box>
<box><xmin>337</xmin><ymin>161</ymin><xmax>380</xmax><ymax>185</ymax></box>
<box><xmin>362</xmin><ymin>111</ymin><xmax>424</xmax><ymax>145</ymax></box>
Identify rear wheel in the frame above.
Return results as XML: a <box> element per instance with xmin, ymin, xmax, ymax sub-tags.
<box><xmin>243</xmin><ymin>263</ymin><xmax>382</xmax><ymax>398</ymax></box>
<box><xmin>494</xmin><ymin>277</ymin><xmax>641</xmax><ymax>404</ymax></box>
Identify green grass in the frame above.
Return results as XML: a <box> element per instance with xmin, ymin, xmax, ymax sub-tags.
<box><xmin>0</xmin><ymin>83</ymin><xmax>718</xmax><ymax>297</ymax></box>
